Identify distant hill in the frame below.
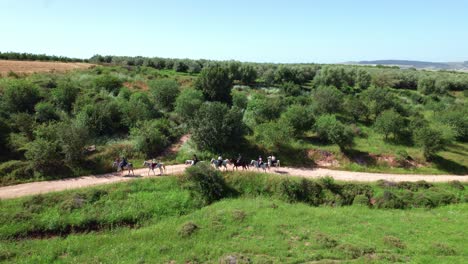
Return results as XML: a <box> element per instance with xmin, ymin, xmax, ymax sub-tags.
<box><xmin>349</xmin><ymin>60</ymin><xmax>468</xmax><ymax>71</ymax></box>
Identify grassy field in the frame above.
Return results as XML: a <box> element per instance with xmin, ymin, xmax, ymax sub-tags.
<box><xmin>1</xmin><ymin>172</ymin><xmax>467</xmax><ymax>263</ymax></box>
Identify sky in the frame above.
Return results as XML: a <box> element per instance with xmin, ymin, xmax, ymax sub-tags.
<box><xmin>1</xmin><ymin>0</ymin><xmax>467</xmax><ymax>63</ymax></box>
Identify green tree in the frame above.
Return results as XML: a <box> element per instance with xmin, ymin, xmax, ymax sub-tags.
<box><xmin>280</xmin><ymin>104</ymin><xmax>314</xmax><ymax>136</ymax></box>
<box><xmin>24</xmin><ymin>138</ymin><xmax>63</xmax><ymax>174</ymax></box>
<box><xmin>311</xmin><ymin>86</ymin><xmax>344</xmax><ymax>114</ymax></box>
<box><xmin>315</xmin><ymin>114</ymin><xmax>354</xmax><ymax>150</ymax></box>
<box><xmin>413</xmin><ymin>126</ymin><xmax>445</xmax><ymax>160</ymax></box>
<box><xmin>239</xmin><ymin>64</ymin><xmax>258</xmax><ymax>84</ymax></box>
<box><xmin>243</xmin><ymin>94</ymin><xmax>282</xmax><ymax>128</ymax></box>
<box><xmin>281</xmin><ymin>81</ymin><xmax>302</xmax><ymax>96</ymax></box>
<box><xmin>343</xmin><ymin>96</ymin><xmax>369</xmax><ymax>122</ymax></box>
<box><xmin>190</xmin><ymin>102</ymin><xmax>244</xmax><ymax>151</ymax></box>
<box><xmin>232</xmin><ymin>91</ymin><xmax>248</xmax><ymax>109</ymax></box>
<box><xmin>150</xmin><ymin>79</ymin><xmax>180</xmax><ymax>111</ymax></box>
<box><xmin>195</xmin><ymin>65</ymin><xmax>233</xmax><ymax>104</ymax></box>
<box><xmin>418</xmin><ymin>76</ymin><xmax>437</xmax><ymax>95</ymax></box>
<box><xmin>355</xmin><ymin>69</ymin><xmax>372</xmax><ymax>90</ymax></box>
<box><xmin>254</xmin><ymin>120</ymin><xmax>294</xmax><ymax>150</ymax></box>
<box><xmin>374</xmin><ymin>109</ymin><xmax>405</xmax><ymax>140</ymax></box>
<box><xmin>175</xmin><ymin>89</ymin><xmax>204</xmax><ymax>121</ymax></box>
<box><xmin>360</xmin><ymin>86</ymin><xmax>396</xmax><ymax>119</ymax></box>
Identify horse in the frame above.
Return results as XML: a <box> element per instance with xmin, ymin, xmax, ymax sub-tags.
<box><xmin>185</xmin><ymin>160</ymin><xmax>194</xmax><ymax>165</ymax></box>
<box><xmin>142</xmin><ymin>160</ymin><xmax>166</xmax><ymax>175</ymax></box>
<box><xmin>229</xmin><ymin>159</ymin><xmax>249</xmax><ymax>171</ymax></box>
<box><xmin>112</xmin><ymin>161</ymin><xmax>134</xmax><ymax>176</ymax></box>
<box><xmin>210</xmin><ymin>158</ymin><xmax>228</xmax><ymax>170</ymax></box>
<box><xmin>250</xmin><ymin>160</ymin><xmax>268</xmax><ymax>172</ymax></box>
<box><xmin>267</xmin><ymin>156</ymin><xmax>281</xmax><ymax>168</ymax></box>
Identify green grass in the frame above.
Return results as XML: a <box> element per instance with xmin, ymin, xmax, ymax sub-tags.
<box><xmin>1</xmin><ymin>198</ymin><xmax>467</xmax><ymax>263</ymax></box>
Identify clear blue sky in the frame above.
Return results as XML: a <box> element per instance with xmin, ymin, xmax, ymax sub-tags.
<box><xmin>1</xmin><ymin>0</ymin><xmax>467</xmax><ymax>63</ymax></box>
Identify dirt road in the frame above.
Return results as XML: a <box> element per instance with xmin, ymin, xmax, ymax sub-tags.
<box><xmin>0</xmin><ymin>165</ymin><xmax>466</xmax><ymax>199</ymax></box>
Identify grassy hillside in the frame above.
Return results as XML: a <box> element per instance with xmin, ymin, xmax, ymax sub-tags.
<box><xmin>1</xmin><ymin>170</ymin><xmax>467</xmax><ymax>263</ymax></box>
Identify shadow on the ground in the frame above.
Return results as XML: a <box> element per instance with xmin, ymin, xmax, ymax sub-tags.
<box><xmin>431</xmin><ymin>156</ymin><xmax>468</xmax><ymax>175</ymax></box>
<box><xmin>342</xmin><ymin>149</ymin><xmax>377</xmax><ymax>167</ymax></box>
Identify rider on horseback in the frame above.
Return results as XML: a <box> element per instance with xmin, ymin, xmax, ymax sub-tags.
<box><xmin>217</xmin><ymin>154</ymin><xmax>223</xmax><ymax>167</ymax></box>
<box><xmin>237</xmin><ymin>153</ymin><xmax>242</xmax><ymax>163</ymax></box>
<box><xmin>192</xmin><ymin>154</ymin><xmax>199</xmax><ymax>166</ymax></box>
<box><xmin>258</xmin><ymin>155</ymin><xmax>263</xmax><ymax>166</ymax></box>
<box><xmin>120</xmin><ymin>157</ymin><xmax>128</xmax><ymax>171</ymax></box>
<box><xmin>151</xmin><ymin>158</ymin><xmax>157</xmax><ymax>169</ymax></box>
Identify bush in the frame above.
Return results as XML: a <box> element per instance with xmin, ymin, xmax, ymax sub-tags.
<box><xmin>231</xmin><ymin>91</ymin><xmax>248</xmax><ymax>109</ymax></box>
<box><xmin>316</xmin><ymin>233</ymin><xmax>339</xmax><ymax>248</ymax></box>
<box><xmin>281</xmin><ymin>81</ymin><xmax>301</xmax><ymax>96</ymax></box>
<box><xmin>24</xmin><ymin>138</ymin><xmax>63</xmax><ymax>175</ymax></box>
<box><xmin>278</xmin><ymin>178</ymin><xmax>323</xmax><ymax>206</ymax></box>
<box><xmin>94</xmin><ymin>74</ymin><xmax>123</xmax><ymax>95</ymax></box>
<box><xmin>1</xmin><ymin>79</ymin><xmax>41</xmax><ymax>113</ymax></box>
<box><xmin>178</xmin><ymin>222</ymin><xmax>198</xmax><ymax>237</ymax></box>
<box><xmin>383</xmin><ymin>236</ymin><xmax>406</xmax><ymax>249</ymax></box>
<box><xmin>35</xmin><ymin>102</ymin><xmax>59</xmax><ymax>122</ymax></box>
<box><xmin>179</xmin><ymin>163</ymin><xmax>229</xmax><ymax>205</ymax></box>
<box><xmin>449</xmin><ymin>180</ymin><xmax>465</xmax><ymax>190</ymax></box>
<box><xmin>375</xmin><ymin>191</ymin><xmax>407</xmax><ymax>209</ymax></box>
<box><xmin>149</xmin><ymin>79</ymin><xmax>180</xmax><ymax>111</ymax></box>
<box><xmin>352</xmin><ymin>195</ymin><xmax>370</xmax><ymax>206</ymax></box>
<box><xmin>130</xmin><ymin>119</ymin><xmax>172</xmax><ymax>157</ymax></box>
<box><xmin>340</xmin><ymin>183</ymin><xmax>373</xmax><ymax>205</ymax></box>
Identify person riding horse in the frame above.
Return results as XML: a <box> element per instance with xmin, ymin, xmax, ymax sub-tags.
<box><xmin>120</xmin><ymin>157</ymin><xmax>128</xmax><ymax>171</ymax></box>
<box><xmin>237</xmin><ymin>153</ymin><xmax>243</xmax><ymax>163</ymax></box>
<box><xmin>217</xmin><ymin>154</ymin><xmax>223</xmax><ymax>167</ymax></box>
<box><xmin>192</xmin><ymin>154</ymin><xmax>199</xmax><ymax>166</ymax></box>
<box><xmin>258</xmin><ymin>155</ymin><xmax>263</xmax><ymax>166</ymax></box>
<box><xmin>151</xmin><ymin>158</ymin><xmax>158</xmax><ymax>169</ymax></box>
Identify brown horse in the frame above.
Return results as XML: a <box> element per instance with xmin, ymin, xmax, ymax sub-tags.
<box><xmin>229</xmin><ymin>159</ymin><xmax>249</xmax><ymax>171</ymax></box>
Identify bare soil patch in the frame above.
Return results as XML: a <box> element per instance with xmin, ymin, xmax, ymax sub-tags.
<box><xmin>0</xmin><ymin>60</ymin><xmax>93</xmax><ymax>76</ymax></box>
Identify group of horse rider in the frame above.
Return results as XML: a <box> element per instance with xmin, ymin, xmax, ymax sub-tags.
<box><xmin>191</xmin><ymin>153</ymin><xmax>278</xmax><ymax>167</ymax></box>
<box><xmin>115</xmin><ymin>157</ymin><xmax>160</xmax><ymax>170</ymax></box>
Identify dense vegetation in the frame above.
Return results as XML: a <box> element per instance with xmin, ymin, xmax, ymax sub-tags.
<box><xmin>1</xmin><ymin>168</ymin><xmax>467</xmax><ymax>262</ymax></box>
<box><xmin>0</xmin><ymin>52</ymin><xmax>87</xmax><ymax>63</ymax></box>
<box><xmin>0</xmin><ymin>53</ymin><xmax>467</xmax><ymax>186</ymax></box>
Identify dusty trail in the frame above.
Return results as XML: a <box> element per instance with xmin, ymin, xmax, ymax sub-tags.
<box><xmin>0</xmin><ymin>165</ymin><xmax>466</xmax><ymax>199</ymax></box>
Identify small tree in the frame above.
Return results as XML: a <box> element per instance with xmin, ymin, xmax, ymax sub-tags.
<box><xmin>232</xmin><ymin>91</ymin><xmax>248</xmax><ymax>109</ymax></box>
<box><xmin>281</xmin><ymin>81</ymin><xmax>302</xmax><ymax>96</ymax></box>
<box><xmin>174</xmin><ymin>89</ymin><xmax>204</xmax><ymax>121</ymax></box>
<box><xmin>280</xmin><ymin>104</ymin><xmax>314</xmax><ymax>136</ymax></box>
<box><xmin>254</xmin><ymin>120</ymin><xmax>294</xmax><ymax>150</ymax></box>
<box><xmin>413</xmin><ymin>126</ymin><xmax>445</xmax><ymax>160</ymax></box>
<box><xmin>315</xmin><ymin>115</ymin><xmax>354</xmax><ymax>150</ymax></box>
<box><xmin>374</xmin><ymin>109</ymin><xmax>405</xmax><ymax>140</ymax></box>
<box><xmin>195</xmin><ymin>65</ymin><xmax>233</xmax><ymax>104</ymax></box>
<box><xmin>190</xmin><ymin>102</ymin><xmax>244</xmax><ymax>151</ymax></box>
<box><xmin>94</xmin><ymin>74</ymin><xmax>123</xmax><ymax>95</ymax></box>
<box><xmin>311</xmin><ymin>86</ymin><xmax>344</xmax><ymax>114</ymax></box>
<box><xmin>1</xmin><ymin>79</ymin><xmax>41</xmax><ymax>113</ymax></box>
<box><xmin>150</xmin><ymin>79</ymin><xmax>180</xmax><ymax>111</ymax></box>
<box><xmin>25</xmin><ymin>138</ymin><xmax>63</xmax><ymax>174</ymax></box>
<box><xmin>238</xmin><ymin>64</ymin><xmax>257</xmax><ymax>84</ymax></box>
<box><xmin>418</xmin><ymin>76</ymin><xmax>437</xmax><ymax>95</ymax></box>
<box><xmin>35</xmin><ymin>102</ymin><xmax>59</xmax><ymax>123</ymax></box>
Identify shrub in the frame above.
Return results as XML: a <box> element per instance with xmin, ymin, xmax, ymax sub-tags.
<box><xmin>449</xmin><ymin>180</ymin><xmax>465</xmax><ymax>190</ymax></box>
<box><xmin>353</xmin><ymin>194</ymin><xmax>370</xmax><ymax>206</ymax></box>
<box><xmin>1</xmin><ymin>79</ymin><xmax>41</xmax><ymax>113</ymax></box>
<box><xmin>178</xmin><ymin>222</ymin><xmax>198</xmax><ymax>237</ymax></box>
<box><xmin>231</xmin><ymin>91</ymin><xmax>248</xmax><ymax>109</ymax></box>
<box><xmin>94</xmin><ymin>74</ymin><xmax>123</xmax><ymax>95</ymax></box>
<box><xmin>232</xmin><ymin>210</ymin><xmax>247</xmax><ymax>222</ymax></box>
<box><xmin>281</xmin><ymin>81</ymin><xmax>301</xmax><ymax>96</ymax></box>
<box><xmin>130</xmin><ymin>119</ymin><xmax>172</xmax><ymax>157</ymax></box>
<box><xmin>375</xmin><ymin>191</ymin><xmax>407</xmax><ymax>209</ymax></box>
<box><xmin>149</xmin><ymin>79</ymin><xmax>180</xmax><ymax>111</ymax></box>
<box><xmin>340</xmin><ymin>183</ymin><xmax>373</xmax><ymax>205</ymax></box>
<box><xmin>24</xmin><ymin>138</ymin><xmax>63</xmax><ymax>175</ymax></box>
<box><xmin>431</xmin><ymin>243</ymin><xmax>456</xmax><ymax>256</ymax></box>
<box><xmin>34</xmin><ymin>102</ymin><xmax>59</xmax><ymax>122</ymax></box>
<box><xmin>278</xmin><ymin>178</ymin><xmax>323</xmax><ymax>206</ymax></box>
<box><xmin>179</xmin><ymin>163</ymin><xmax>229</xmax><ymax>205</ymax></box>
<box><xmin>383</xmin><ymin>236</ymin><xmax>406</xmax><ymax>249</ymax></box>
<box><xmin>316</xmin><ymin>233</ymin><xmax>339</xmax><ymax>248</ymax></box>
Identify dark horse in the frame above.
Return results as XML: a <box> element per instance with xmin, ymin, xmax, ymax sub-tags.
<box><xmin>229</xmin><ymin>159</ymin><xmax>249</xmax><ymax>171</ymax></box>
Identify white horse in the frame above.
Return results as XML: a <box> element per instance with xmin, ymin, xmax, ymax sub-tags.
<box><xmin>112</xmin><ymin>161</ymin><xmax>134</xmax><ymax>176</ymax></box>
<box><xmin>185</xmin><ymin>160</ymin><xmax>194</xmax><ymax>165</ymax></box>
<box><xmin>142</xmin><ymin>160</ymin><xmax>166</xmax><ymax>175</ymax></box>
<box><xmin>267</xmin><ymin>156</ymin><xmax>281</xmax><ymax>168</ymax></box>
<box><xmin>250</xmin><ymin>160</ymin><xmax>268</xmax><ymax>172</ymax></box>
<box><xmin>210</xmin><ymin>158</ymin><xmax>228</xmax><ymax>170</ymax></box>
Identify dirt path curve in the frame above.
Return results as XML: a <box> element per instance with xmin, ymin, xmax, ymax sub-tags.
<box><xmin>0</xmin><ymin>165</ymin><xmax>466</xmax><ymax>199</ymax></box>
